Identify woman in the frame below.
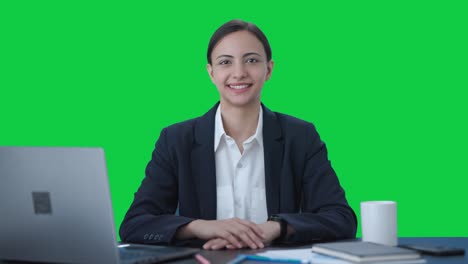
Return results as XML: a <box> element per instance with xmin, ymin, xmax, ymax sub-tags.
<box><xmin>120</xmin><ymin>20</ymin><xmax>357</xmax><ymax>250</ymax></box>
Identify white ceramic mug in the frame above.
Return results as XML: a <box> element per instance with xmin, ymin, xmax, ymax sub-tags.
<box><xmin>360</xmin><ymin>201</ymin><xmax>397</xmax><ymax>246</ymax></box>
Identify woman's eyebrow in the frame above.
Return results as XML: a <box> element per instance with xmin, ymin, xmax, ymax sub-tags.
<box><xmin>216</xmin><ymin>54</ymin><xmax>233</xmax><ymax>60</ymax></box>
<box><xmin>216</xmin><ymin>52</ymin><xmax>262</xmax><ymax>60</ymax></box>
<box><xmin>243</xmin><ymin>52</ymin><xmax>262</xmax><ymax>57</ymax></box>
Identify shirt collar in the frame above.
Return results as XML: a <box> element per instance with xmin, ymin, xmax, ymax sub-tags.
<box><xmin>214</xmin><ymin>105</ymin><xmax>224</xmax><ymax>152</ymax></box>
<box><xmin>214</xmin><ymin>105</ymin><xmax>263</xmax><ymax>151</ymax></box>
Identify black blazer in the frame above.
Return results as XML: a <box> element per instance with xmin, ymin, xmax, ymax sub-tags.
<box><xmin>120</xmin><ymin>103</ymin><xmax>357</xmax><ymax>246</ymax></box>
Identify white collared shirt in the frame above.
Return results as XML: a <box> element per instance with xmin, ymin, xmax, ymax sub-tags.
<box><xmin>214</xmin><ymin>105</ymin><xmax>268</xmax><ymax>224</ymax></box>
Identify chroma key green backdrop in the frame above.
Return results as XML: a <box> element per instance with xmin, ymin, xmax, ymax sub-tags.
<box><xmin>1</xmin><ymin>1</ymin><xmax>467</xmax><ymax>240</ymax></box>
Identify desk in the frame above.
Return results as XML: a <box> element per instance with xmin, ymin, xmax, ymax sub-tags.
<box><xmin>0</xmin><ymin>238</ymin><xmax>466</xmax><ymax>264</ymax></box>
<box><xmin>172</xmin><ymin>238</ymin><xmax>468</xmax><ymax>264</ymax></box>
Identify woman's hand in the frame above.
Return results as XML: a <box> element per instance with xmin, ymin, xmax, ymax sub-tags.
<box><xmin>177</xmin><ymin>218</ymin><xmax>265</xmax><ymax>250</ymax></box>
<box><xmin>202</xmin><ymin>220</ymin><xmax>282</xmax><ymax>250</ymax></box>
<box><xmin>257</xmin><ymin>221</ymin><xmax>281</xmax><ymax>244</ymax></box>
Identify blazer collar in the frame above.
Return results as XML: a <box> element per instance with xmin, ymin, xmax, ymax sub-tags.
<box><xmin>191</xmin><ymin>102</ymin><xmax>284</xmax><ymax>219</ymax></box>
<box><xmin>261</xmin><ymin>104</ymin><xmax>284</xmax><ymax>216</ymax></box>
<box><xmin>193</xmin><ymin>102</ymin><xmax>281</xmax><ymax>144</ymax></box>
<box><xmin>191</xmin><ymin>103</ymin><xmax>218</xmax><ymax>220</ymax></box>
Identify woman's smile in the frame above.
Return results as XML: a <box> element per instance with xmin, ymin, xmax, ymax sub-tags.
<box><xmin>227</xmin><ymin>83</ymin><xmax>253</xmax><ymax>94</ymax></box>
<box><xmin>227</xmin><ymin>83</ymin><xmax>251</xmax><ymax>89</ymax></box>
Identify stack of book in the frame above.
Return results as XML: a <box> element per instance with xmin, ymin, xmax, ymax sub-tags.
<box><xmin>311</xmin><ymin>241</ymin><xmax>424</xmax><ymax>263</ymax></box>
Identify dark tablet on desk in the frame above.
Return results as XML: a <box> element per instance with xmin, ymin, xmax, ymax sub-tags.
<box><xmin>400</xmin><ymin>244</ymin><xmax>465</xmax><ymax>256</ymax></box>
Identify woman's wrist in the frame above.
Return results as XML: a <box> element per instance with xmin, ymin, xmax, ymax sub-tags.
<box><xmin>268</xmin><ymin>215</ymin><xmax>287</xmax><ymax>242</ymax></box>
<box><xmin>266</xmin><ymin>220</ymin><xmax>281</xmax><ymax>240</ymax></box>
<box><xmin>175</xmin><ymin>219</ymin><xmax>204</xmax><ymax>240</ymax></box>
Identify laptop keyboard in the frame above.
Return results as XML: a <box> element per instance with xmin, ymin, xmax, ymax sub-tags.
<box><xmin>118</xmin><ymin>246</ymin><xmax>198</xmax><ymax>264</ymax></box>
<box><xmin>120</xmin><ymin>250</ymin><xmax>162</xmax><ymax>264</ymax></box>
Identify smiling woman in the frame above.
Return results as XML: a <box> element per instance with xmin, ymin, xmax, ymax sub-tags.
<box><xmin>119</xmin><ymin>19</ymin><xmax>357</xmax><ymax>250</ymax></box>
<box><xmin>208</xmin><ymin>30</ymin><xmax>272</xmax><ymax>115</ymax></box>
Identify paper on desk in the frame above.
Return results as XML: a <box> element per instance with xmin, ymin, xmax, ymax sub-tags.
<box><xmin>256</xmin><ymin>249</ymin><xmax>426</xmax><ymax>264</ymax></box>
<box><xmin>256</xmin><ymin>248</ymin><xmax>351</xmax><ymax>264</ymax></box>
<box><xmin>365</xmin><ymin>260</ymin><xmax>426</xmax><ymax>264</ymax></box>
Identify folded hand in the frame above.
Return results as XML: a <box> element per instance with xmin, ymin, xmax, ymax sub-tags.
<box><xmin>188</xmin><ymin>218</ymin><xmax>265</xmax><ymax>250</ymax></box>
<box><xmin>202</xmin><ymin>220</ymin><xmax>281</xmax><ymax>250</ymax></box>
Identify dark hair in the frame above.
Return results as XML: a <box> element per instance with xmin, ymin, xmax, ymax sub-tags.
<box><xmin>207</xmin><ymin>19</ymin><xmax>272</xmax><ymax>65</ymax></box>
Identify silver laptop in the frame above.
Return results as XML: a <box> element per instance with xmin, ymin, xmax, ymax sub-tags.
<box><xmin>0</xmin><ymin>147</ymin><xmax>198</xmax><ymax>264</ymax></box>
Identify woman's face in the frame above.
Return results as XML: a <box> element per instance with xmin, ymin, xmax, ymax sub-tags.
<box><xmin>207</xmin><ymin>30</ymin><xmax>273</xmax><ymax>109</ymax></box>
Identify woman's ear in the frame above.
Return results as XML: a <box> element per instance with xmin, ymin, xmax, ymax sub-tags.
<box><xmin>206</xmin><ymin>63</ymin><xmax>215</xmax><ymax>83</ymax></box>
<box><xmin>266</xmin><ymin>60</ymin><xmax>274</xmax><ymax>81</ymax></box>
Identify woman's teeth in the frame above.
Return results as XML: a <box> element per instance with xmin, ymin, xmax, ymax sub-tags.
<box><xmin>229</xmin><ymin>84</ymin><xmax>250</xmax><ymax>89</ymax></box>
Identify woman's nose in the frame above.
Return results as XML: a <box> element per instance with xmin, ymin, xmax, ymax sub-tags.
<box><xmin>232</xmin><ymin>63</ymin><xmax>247</xmax><ymax>79</ymax></box>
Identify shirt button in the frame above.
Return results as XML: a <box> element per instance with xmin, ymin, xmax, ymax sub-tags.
<box><xmin>237</xmin><ymin>163</ymin><xmax>243</xmax><ymax>168</ymax></box>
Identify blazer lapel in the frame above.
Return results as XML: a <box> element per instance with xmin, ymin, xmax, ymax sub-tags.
<box><xmin>191</xmin><ymin>103</ymin><xmax>219</xmax><ymax>220</ymax></box>
<box><xmin>190</xmin><ymin>103</ymin><xmax>283</xmax><ymax>219</ymax></box>
<box><xmin>262</xmin><ymin>104</ymin><xmax>284</xmax><ymax>216</ymax></box>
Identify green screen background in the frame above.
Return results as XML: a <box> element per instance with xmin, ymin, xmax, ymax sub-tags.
<box><xmin>1</xmin><ymin>1</ymin><xmax>467</xmax><ymax>239</ymax></box>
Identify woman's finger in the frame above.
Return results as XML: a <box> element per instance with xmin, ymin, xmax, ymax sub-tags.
<box><xmin>203</xmin><ymin>238</ymin><xmax>229</xmax><ymax>250</ymax></box>
<box><xmin>215</xmin><ymin>231</ymin><xmax>242</xmax><ymax>248</ymax></box>
<box><xmin>232</xmin><ymin>218</ymin><xmax>266</xmax><ymax>239</ymax></box>
<box><xmin>227</xmin><ymin>220</ymin><xmax>264</xmax><ymax>248</ymax></box>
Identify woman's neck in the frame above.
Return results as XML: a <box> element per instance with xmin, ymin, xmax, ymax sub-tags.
<box><xmin>220</xmin><ymin>102</ymin><xmax>261</xmax><ymax>145</ymax></box>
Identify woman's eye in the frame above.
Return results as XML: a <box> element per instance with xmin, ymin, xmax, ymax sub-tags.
<box><xmin>219</xmin><ymin>60</ymin><xmax>231</xmax><ymax>65</ymax></box>
<box><xmin>246</xmin><ymin>58</ymin><xmax>258</xmax><ymax>63</ymax></box>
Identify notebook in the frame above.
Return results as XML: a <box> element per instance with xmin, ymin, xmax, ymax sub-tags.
<box><xmin>311</xmin><ymin>241</ymin><xmax>421</xmax><ymax>263</ymax></box>
<box><xmin>0</xmin><ymin>146</ymin><xmax>199</xmax><ymax>264</ymax></box>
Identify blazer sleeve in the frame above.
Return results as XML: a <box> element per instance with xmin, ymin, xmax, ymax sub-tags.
<box><xmin>119</xmin><ymin>128</ymin><xmax>195</xmax><ymax>245</ymax></box>
<box><xmin>277</xmin><ymin>126</ymin><xmax>357</xmax><ymax>244</ymax></box>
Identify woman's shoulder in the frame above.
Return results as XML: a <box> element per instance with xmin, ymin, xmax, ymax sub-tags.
<box><xmin>162</xmin><ymin>117</ymin><xmax>199</xmax><ymax>136</ymax></box>
<box><xmin>269</xmin><ymin>110</ymin><xmax>323</xmax><ymax>148</ymax></box>
<box><xmin>164</xmin><ymin>103</ymin><xmax>218</xmax><ymax>132</ymax></box>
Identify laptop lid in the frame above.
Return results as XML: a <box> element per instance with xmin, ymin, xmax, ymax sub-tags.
<box><xmin>0</xmin><ymin>146</ymin><xmax>120</xmax><ymax>263</ymax></box>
